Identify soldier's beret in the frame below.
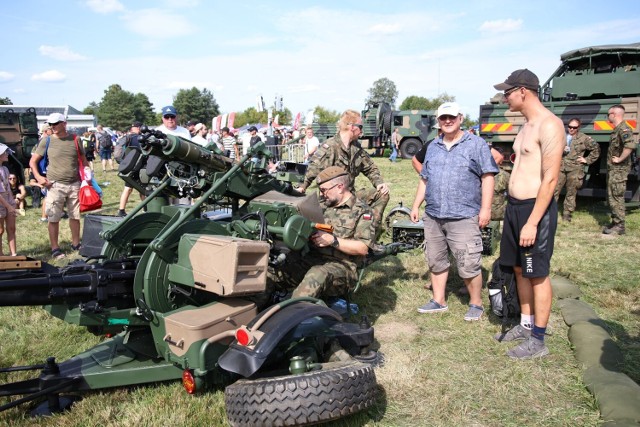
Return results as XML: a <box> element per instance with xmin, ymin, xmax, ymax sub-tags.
<box><xmin>316</xmin><ymin>166</ymin><xmax>348</xmax><ymax>184</ymax></box>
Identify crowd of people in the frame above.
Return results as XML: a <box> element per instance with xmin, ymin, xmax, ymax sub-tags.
<box><xmin>4</xmin><ymin>74</ymin><xmax>637</xmax><ymax>362</ymax></box>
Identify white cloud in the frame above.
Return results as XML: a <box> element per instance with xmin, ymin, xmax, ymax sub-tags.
<box><xmin>0</xmin><ymin>71</ymin><xmax>15</xmax><ymax>82</ymax></box>
<box><xmin>367</xmin><ymin>23</ymin><xmax>402</xmax><ymax>35</ymax></box>
<box><xmin>165</xmin><ymin>81</ymin><xmax>218</xmax><ymax>90</ymax></box>
<box><xmin>120</xmin><ymin>9</ymin><xmax>194</xmax><ymax>38</ymax></box>
<box><xmin>31</xmin><ymin>70</ymin><xmax>67</xmax><ymax>82</ymax></box>
<box><xmin>85</xmin><ymin>0</ymin><xmax>125</xmax><ymax>14</ymax></box>
<box><xmin>479</xmin><ymin>18</ymin><xmax>523</xmax><ymax>33</ymax></box>
<box><xmin>13</xmin><ymin>88</ymin><xmax>26</xmax><ymax>94</ymax></box>
<box><xmin>39</xmin><ymin>45</ymin><xmax>87</xmax><ymax>61</ymax></box>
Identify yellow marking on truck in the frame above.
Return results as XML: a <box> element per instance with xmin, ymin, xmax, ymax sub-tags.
<box><xmin>481</xmin><ymin>123</ymin><xmax>514</xmax><ymax>132</ymax></box>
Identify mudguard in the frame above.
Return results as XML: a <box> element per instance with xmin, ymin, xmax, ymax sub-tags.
<box><xmin>217</xmin><ymin>301</ymin><xmax>345</xmax><ymax>378</ymax></box>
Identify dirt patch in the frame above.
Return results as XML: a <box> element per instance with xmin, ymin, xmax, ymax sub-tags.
<box><xmin>374</xmin><ymin>321</ymin><xmax>419</xmax><ymax>343</ymax></box>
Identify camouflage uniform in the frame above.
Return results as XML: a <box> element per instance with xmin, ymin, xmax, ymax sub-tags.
<box><xmin>606</xmin><ymin>122</ymin><xmax>636</xmax><ymax>225</ymax></box>
<box><xmin>302</xmin><ymin>135</ymin><xmax>389</xmax><ymax>229</ymax></box>
<box><xmin>554</xmin><ymin>132</ymin><xmax>600</xmax><ymax>217</ymax></box>
<box><xmin>491</xmin><ymin>169</ymin><xmax>511</xmax><ymax>221</ymax></box>
<box><xmin>290</xmin><ymin>195</ymin><xmax>375</xmax><ymax>298</ymax></box>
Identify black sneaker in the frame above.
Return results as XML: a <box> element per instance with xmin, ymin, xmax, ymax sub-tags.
<box><xmin>117</xmin><ymin>209</ymin><xmax>127</xmax><ymax>217</ymax></box>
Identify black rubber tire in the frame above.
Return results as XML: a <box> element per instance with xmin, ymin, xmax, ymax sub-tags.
<box><xmin>224</xmin><ymin>360</ymin><xmax>377</xmax><ymax>426</ymax></box>
<box><xmin>381</xmin><ymin>110</ymin><xmax>393</xmax><ymax>135</ymax></box>
<box><xmin>399</xmin><ymin>137</ymin><xmax>422</xmax><ymax>159</ymax></box>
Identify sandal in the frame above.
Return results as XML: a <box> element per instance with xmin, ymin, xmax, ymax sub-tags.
<box><xmin>71</xmin><ymin>243</ymin><xmax>82</xmax><ymax>251</ymax></box>
<box><xmin>51</xmin><ymin>248</ymin><xmax>65</xmax><ymax>260</ymax></box>
<box><xmin>464</xmin><ymin>304</ymin><xmax>484</xmax><ymax>321</ymax></box>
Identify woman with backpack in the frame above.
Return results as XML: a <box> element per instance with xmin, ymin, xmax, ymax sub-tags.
<box><xmin>96</xmin><ymin>125</ymin><xmax>114</xmax><ymax>173</ymax></box>
<box><xmin>82</xmin><ymin>131</ymin><xmax>96</xmax><ymax>171</ymax></box>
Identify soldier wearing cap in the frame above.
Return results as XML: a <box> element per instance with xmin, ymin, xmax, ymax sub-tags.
<box><xmin>29</xmin><ymin>112</ymin><xmax>89</xmax><ymax>259</ymax></box>
<box><xmin>283</xmin><ymin>166</ymin><xmax>376</xmax><ymax>299</ymax></box>
<box><xmin>491</xmin><ymin>68</ymin><xmax>565</xmax><ymax>360</ymax></box>
<box><xmin>299</xmin><ymin>110</ymin><xmax>390</xmax><ymax>232</ymax></box>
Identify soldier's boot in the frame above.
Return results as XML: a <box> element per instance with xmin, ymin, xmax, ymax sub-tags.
<box><xmin>562</xmin><ymin>213</ymin><xmax>572</xmax><ymax>222</ymax></box>
<box><xmin>603</xmin><ymin>222</ymin><xmax>625</xmax><ymax>235</ymax></box>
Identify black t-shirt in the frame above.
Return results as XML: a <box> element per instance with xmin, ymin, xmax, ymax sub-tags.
<box><xmin>414</xmin><ymin>139</ymin><xmax>433</xmax><ymax>165</ymax></box>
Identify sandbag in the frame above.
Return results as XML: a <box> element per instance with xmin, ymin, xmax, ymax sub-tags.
<box><xmin>569</xmin><ymin>321</ymin><xmax>624</xmax><ymax>371</ymax></box>
<box><xmin>584</xmin><ymin>366</ymin><xmax>640</xmax><ymax>423</ymax></box>
<box><xmin>557</xmin><ymin>298</ymin><xmax>603</xmax><ymax>327</ymax></box>
<box><xmin>551</xmin><ymin>275</ymin><xmax>582</xmax><ymax>299</ymax></box>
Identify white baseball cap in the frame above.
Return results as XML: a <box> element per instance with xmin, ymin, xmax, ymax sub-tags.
<box><xmin>46</xmin><ymin>112</ymin><xmax>66</xmax><ymax>124</ymax></box>
<box><xmin>437</xmin><ymin>102</ymin><xmax>462</xmax><ymax>118</ymax></box>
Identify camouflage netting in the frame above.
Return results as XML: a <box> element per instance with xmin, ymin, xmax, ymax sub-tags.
<box><xmin>555</xmin><ymin>276</ymin><xmax>640</xmax><ymax>425</ymax></box>
<box><xmin>584</xmin><ymin>366</ymin><xmax>640</xmax><ymax>423</ymax></box>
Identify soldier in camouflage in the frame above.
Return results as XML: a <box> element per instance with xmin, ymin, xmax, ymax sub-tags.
<box><xmin>490</xmin><ymin>147</ymin><xmax>511</xmax><ymax>221</ymax></box>
<box><xmin>554</xmin><ymin>118</ymin><xmax>600</xmax><ymax>222</ymax></box>
<box><xmin>288</xmin><ymin>166</ymin><xmax>376</xmax><ymax>299</ymax></box>
<box><xmin>299</xmin><ymin>110</ymin><xmax>390</xmax><ymax>231</ymax></box>
<box><xmin>603</xmin><ymin>105</ymin><xmax>637</xmax><ymax>235</ymax></box>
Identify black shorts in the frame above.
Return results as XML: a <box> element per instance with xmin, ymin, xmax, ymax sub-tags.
<box><xmin>499</xmin><ymin>197</ymin><xmax>557</xmax><ymax>278</ymax></box>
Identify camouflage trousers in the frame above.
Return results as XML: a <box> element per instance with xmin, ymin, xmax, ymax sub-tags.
<box><xmin>356</xmin><ymin>187</ymin><xmax>390</xmax><ymax>234</ymax></box>
<box><xmin>289</xmin><ymin>256</ymin><xmax>358</xmax><ymax>299</ymax></box>
<box><xmin>607</xmin><ymin>175</ymin><xmax>627</xmax><ymax>224</ymax></box>
<box><xmin>554</xmin><ymin>168</ymin><xmax>584</xmax><ymax>215</ymax></box>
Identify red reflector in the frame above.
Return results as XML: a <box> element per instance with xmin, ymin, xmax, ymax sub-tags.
<box><xmin>236</xmin><ymin>328</ymin><xmax>251</xmax><ymax>346</ymax></box>
<box><xmin>182</xmin><ymin>370</ymin><xmax>196</xmax><ymax>394</ymax></box>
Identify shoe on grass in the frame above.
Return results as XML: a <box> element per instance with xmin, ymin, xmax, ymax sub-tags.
<box><xmin>71</xmin><ymin>243</ymin><xmax>82</xmax><ymax>251</ymax></box>
<box><xmin>117</xmin><ymin>209</ymin><xmax>127</xmax><ymax>217</ymax></box>
<box><xmin>417</xmin><ymin>299</ymin><xmax>448</xmax><ymax>314</ymax></box>
<box><xmin>464</xmin><ymin>304</ymin><xmax>483</xmax><ymax>321</ymax></box>
<box><xmin>51</xmin><ymin>248</ymin><xmax>65</xmax><ymax>260</ymax></box>
<box><xmin>506</xmin><ymin>336</ymin><xmax>549</xmax><ymax>360</ymax></box>
<box><xmin>40</xmin><ymin>217</ymin><xmax>48</xmax><ymax>222</ymax></box>
<box><xmin>18</xmin><ymin>208</ymin><xmax>26</xmax><ymax>216</ymax></box>
<box><xmin>494</xmin><ymin>324</ymin><xmax>531</xmax><ymax>342</ymax></box>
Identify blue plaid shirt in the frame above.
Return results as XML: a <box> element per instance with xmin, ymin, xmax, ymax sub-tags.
<box><xmin>420</xmin><ymin>133</ymin><xmax>498</xmax><ymax>219</ymax></box>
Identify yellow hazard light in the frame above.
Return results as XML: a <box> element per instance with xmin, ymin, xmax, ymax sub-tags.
<box><xmin>182</xmin><ymin>370</ymin><xmax>197</xmax><ymax>394</ymax></box>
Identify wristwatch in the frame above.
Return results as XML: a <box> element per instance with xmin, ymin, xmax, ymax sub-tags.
<box><xmin>330</xmin><ymin>235</ymin><xmax>339</xmax><ymax>248</ymax></box>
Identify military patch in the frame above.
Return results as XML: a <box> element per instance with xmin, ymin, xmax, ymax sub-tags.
<box><xmin>322</xmin><ymin>143</ymin><xmax>330</xmax><ymax>148</ymax></box>
<box><xmin>622</xmin><ymin>132</ymin><xmax>630</xmax><ymax>140</ymax></box>
<box><xmin>362</xmin><ymin>213</ymin><xmax>372</xmax><ymax>221</ymax></box>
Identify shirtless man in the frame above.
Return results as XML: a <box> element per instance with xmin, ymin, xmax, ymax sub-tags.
<box><xmin>492</xmin><ymin>69</ymin><xmax>565</xmax><ymax>359</ymax></box>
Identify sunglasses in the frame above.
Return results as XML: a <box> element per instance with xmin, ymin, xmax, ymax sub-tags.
<box><xmin>349</xmin><ymin>123</ymin><xmax>363</xmax><ymax>131</ymax></box>
<box><xmin>319</xmin><ymin>183</ymin><xmax>340</xmax><ymax>194</ymax></box>
<box><xmin>163</xmin><ymin>115</ymin><xmax>176</xmax><ymax>119</ymax></box>
<box><xmin>503</xmin><ymin>87</ymin><xmax>520</xmax><ymax>97</ymax></box>
<box><xmin>567</xmin><ymin>125</ymin><xmax>579</xmax><ymax>130</ymax></box>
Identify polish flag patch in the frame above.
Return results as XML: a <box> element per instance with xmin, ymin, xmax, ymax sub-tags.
<box><xmin>363</xmin><ymin>214</ymin><xmax>372</xmax><ymax>220</ymax></box>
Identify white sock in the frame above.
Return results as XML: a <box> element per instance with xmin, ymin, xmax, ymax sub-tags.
<box><xmin>520</xmin><ymin>314</ymin><xmax>534</xmax><ymax>330</ymax></box>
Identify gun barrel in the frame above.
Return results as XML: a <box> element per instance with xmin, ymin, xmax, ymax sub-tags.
<box><xmin>161</xmin><ymin>134</ymin><xmax>231</xmax><ymax>171</ymax></box>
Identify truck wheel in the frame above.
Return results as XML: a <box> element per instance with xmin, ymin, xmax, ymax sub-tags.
<box><xmin>224</xmin><ymin>360</ymin><xmax>377</xmax><ymax>426</ymax></box>
<box><xmin>399</xmin><ymin>138</ymin><xmax>422</xmax><ymax>159</ymax></box>
<box><xmin>381</xmin><ymin>110</ymin><xmax>393</xmax><ymax>135</ymax></box>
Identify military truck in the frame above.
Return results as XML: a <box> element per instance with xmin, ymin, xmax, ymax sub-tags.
<box><xmin>479</xmin><ymin>42</ymin><xmax>640</xmax><ymax>201</ymax></box>
<box><xmin>0</xmin><ymin>107</ymin><xmax>40</xmax><ymax>185</ymax></box>
<box><xmin>311</xmin><ymin>103</ymin><xmax>438</xmax><ymax>159</ymax></box>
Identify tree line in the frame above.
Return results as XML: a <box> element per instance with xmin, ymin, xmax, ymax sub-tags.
<box><xmin>2</xmin><ymin>77</ymin><xmax>477</xmax><ymax>130</ymax></box>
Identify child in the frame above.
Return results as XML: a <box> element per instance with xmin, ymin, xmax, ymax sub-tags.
<box><xmin>0</xmin><ymin>143</ymin><xmax>18</xmax><ymax>256</ymax></box>
<box><xmin>9</xmin><ymin>173</ymin><xmax>27</xmax><ymax>216</ymax></box>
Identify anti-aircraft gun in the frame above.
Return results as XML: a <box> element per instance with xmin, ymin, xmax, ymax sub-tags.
<box><xmin>0</xmin><ymin>128</ymin><xmax>388</xmax><ymax>425</ymax></box>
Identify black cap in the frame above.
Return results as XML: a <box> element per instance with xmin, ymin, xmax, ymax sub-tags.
<box><xmin>494</xmin><ymin>69</ymin><xmax>539</xmax><ymax>91</ymax></box>
<box><xmin>131</xmin><ymin>121</ymin><xmax>142</xmax><ymax>128</ymax></box>
<box><xmin>186</xmin><ymin>120</ymin><xmax>197</xmax><ymax>127</ymax></box>
<box><xmin>248</xmin><ymin>126</ymin><xmax>258</xmax><ymax>132</ymax></box>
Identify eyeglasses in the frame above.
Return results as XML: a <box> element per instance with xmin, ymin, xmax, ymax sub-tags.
<box><xmin>319</xmin><ymin>183</ymin><xmax>340</xmax><ymax>194</ymax></box>
<box><xmin>503</xmin><ymin>87</ymin><xmax>520</xmax><ymax>97</ymax></box>
<box><xmin>163</xmin><ymin>115</ymin><xmax>176</xmax><ymax>119</ymax></box>
<box><xmin>349</xmin><ymin>123</ymin><xmax>363</xmax><ymax>131</ymax></box>
<box><xmin>567</xmin><ymin>125</ymin><xmax>579</xmax><ymax>130</ymax></box>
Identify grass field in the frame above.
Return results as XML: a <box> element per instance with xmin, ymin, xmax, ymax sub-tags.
<box><xmin>1</xmin><ymin>158</ymin><xmax>639</xmax><ymax>427</ymax></box>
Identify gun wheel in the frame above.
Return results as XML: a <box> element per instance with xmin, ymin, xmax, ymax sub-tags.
<box><xmin>224</xmin><ymin>360</ymin><xmax>377</xmax><ymax>427</ymax></box>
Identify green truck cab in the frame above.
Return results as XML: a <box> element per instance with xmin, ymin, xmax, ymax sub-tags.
<box><xmin>0</xmin><ymin>107</ymin><xmax>40</xmax><ymax>185</ymax></box>
<box><xmin>480</xmin><ymin>42</ymin><xmax>640</xmax><ymax>201</ymax></box>
<box><xmin>311</xmin><ymin>103</ymin><xmax>438</xmax><ymax>159</ymax></box>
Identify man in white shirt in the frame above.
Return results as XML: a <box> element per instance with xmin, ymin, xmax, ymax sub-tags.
<box><xmin>303</xmin><ymin>126</ymin><xmax>320</xmax><ymax>163</ymax></box>
<box><xmin>156</xmin><ymin>106</ymin><xmax>192</xmax><ymax>140</ymax></box>
<box><xmin>192</xmin><ymin>123</ymin><xmax>208</xmax><ymax>146</ymax></box>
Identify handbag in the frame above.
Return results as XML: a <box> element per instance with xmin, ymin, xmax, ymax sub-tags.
<box><xmin>38</xmin><ymin>136</ymin><xmax>51</xmax><ymax>175</ymax></box>
<box><xmin>75</xmin><ymin>136</ymin><xmax>102</xmax><ymax>212</ymax></box>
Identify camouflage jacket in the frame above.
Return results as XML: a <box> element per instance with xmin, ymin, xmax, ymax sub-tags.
<box><xmin>315</xmin><ymin>195</ymin><xmax>375</xmax><ymax>266</ymax></box>
<box><xmin>491</xmin><ymin>169</ymin><xmax>510</xmax><ymax>220</ymax></box>
<box><xmin>562</xmin><ymin>132</ymin><xmax>600</xmax><ymax>171</ymax></box>
<box><xmin>607</xmin><ymin>122</ymin><xmax>637</xmax><ymax>171</ymax></box>
<box><xmin>302</xmin><ymin>135</ymin><xmax>385</xmax><ymax>190</ymax></box>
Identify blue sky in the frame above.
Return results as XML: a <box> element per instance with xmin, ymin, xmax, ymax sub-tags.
<box><xmin>1</xmin><ymin>0</ymin><xmax>639</xmax><ymax>122</ymax></box>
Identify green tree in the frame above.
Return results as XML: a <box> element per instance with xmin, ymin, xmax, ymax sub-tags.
<box><xmin>398</xmin><ymin>93</ymin><xmax>456</xmax><ymax>110</ymax></box>
<box><xmin>132</xmin><ymin>93</ymin><xmax>157</xmax><ymax>125</ymax></box>
<box><xmin>83</xmin><ymin>101</ymin><xmax>99</xmax><ymax>116</ymax></box>
<box><xmin>173</xmin><ymin>87</ymin><xmax>220</xmax><ymax>126</ymax></box>
<box><xmin>365</xmin><ymin>78</ymin><xmax>398</xmax><ymax>108</ymax></box>
<box><xmin>313</xmin><ymin>106</ymin><xmax>340</xmax><ymax>124</ymax></box>
<box><xmin>0</xmin><ymin>97</ymin><xmax>12</xmax><ymax>105</ymax></box>
<box><xmin>462</xmin><ymin>114</ymin><xmax>477</xmax><ymax>130</ymax></box>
